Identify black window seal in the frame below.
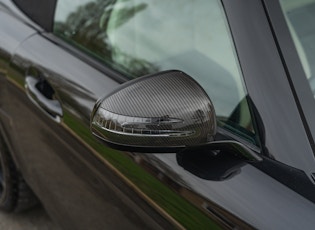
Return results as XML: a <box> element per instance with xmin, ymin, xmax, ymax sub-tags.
<box><xmin>261</xmin><ymin>0</ymin><xmax>315</xmax><ymax>153</ymax></box>
<box><xmin>12</xmin><ymin>0</ymin><xmax>57</xmax><ymax>32</ymax></box>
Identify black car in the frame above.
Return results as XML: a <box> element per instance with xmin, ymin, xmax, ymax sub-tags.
<box><xmin>1</xmin><ymin>0</ymin><xmax>315</xmax><ymax>229</ymax></box>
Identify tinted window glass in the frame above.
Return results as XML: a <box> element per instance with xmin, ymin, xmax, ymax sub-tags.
<box><xmin>54</xmin><ymin>0</ymin><xmax>257</xmax><ymax>144</ymax></box>
<box><xmin>279</xmin><ymin>0</ymin><xmax>315</xmax><ymax>94</ymax></box>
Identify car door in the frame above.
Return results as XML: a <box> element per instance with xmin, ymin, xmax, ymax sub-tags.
<box><xmin>2</xmin><ymin>1</ymin><xmax>173</xmax><ymax>229</ymax></box>
<box><xmin>3</xmin><ymin>0</ymin><xmax>315</xmax><ymax>229</ymax></box>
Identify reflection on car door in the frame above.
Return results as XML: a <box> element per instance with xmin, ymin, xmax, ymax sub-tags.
<box><xmin>7</xmin><ymin>35</ymin><xmax>176</xmax><ymax>229</ymax></box>
<box><xmin>5</xmin><ymin>29</ymin><xmax>255</xmax><ymax>230</ymax></box>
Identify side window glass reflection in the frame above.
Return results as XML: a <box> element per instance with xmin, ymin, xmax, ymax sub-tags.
<box><xmin>54</xmin><ymin>0</ymin><xmax>258</xmax><ymax>144</ymax></box>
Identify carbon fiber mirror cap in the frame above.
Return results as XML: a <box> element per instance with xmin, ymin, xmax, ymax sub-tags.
<box><xmin>91</xmin><ymin>70</ymin><xmax>216</xmax><ymax>152</ymax></box>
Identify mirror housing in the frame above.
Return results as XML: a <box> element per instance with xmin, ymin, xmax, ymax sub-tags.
<box><xmin>90</xmin><ymin>70</ymin><xmax>216</xmax><ymax>152</ymax></box>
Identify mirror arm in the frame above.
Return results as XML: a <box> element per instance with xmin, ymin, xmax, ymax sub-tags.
<box><xmin>184</xmin><ymin>140</ymin><xmax>263</xmax><ymax>162</ymax></box>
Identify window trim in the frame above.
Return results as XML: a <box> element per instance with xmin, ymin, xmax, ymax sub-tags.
<box><xmin>262</xmin><ymin>0</ymin><xmax>315</xmax><ymax>153</ymax></box>
<box><xmin>13</xmin><ymin>0</ymin><xmax>57</xmax><ymax>31</ymax></box>
<box><xmin>222</xmin><ymin>0</ymin><xmax>315</xmax><ymax>176</ymax></box>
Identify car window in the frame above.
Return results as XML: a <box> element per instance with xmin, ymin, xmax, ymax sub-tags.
<box><xmin>279</xmin><ymin>0</ymin><xmax>315</xmax><ymax>94</ymax></box>
<box><xmin>53</xmin><ymin>0</ymin><xmax>258</xmax><ymax>144</ymax></box>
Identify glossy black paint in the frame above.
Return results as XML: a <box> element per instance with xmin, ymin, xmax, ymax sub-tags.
<box><xmin>0</xmin><ymin>0</ymin><xmax>315</xmax><ymax>230</ymax></box>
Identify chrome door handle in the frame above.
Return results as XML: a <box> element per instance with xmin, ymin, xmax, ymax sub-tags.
<box><xmin>25</xmin><ymin>76</ymin><xmax>63</xmax><ymax>122</ymax></box>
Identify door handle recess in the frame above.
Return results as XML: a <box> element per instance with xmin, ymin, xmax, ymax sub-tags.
<box><xmin>25</xmin><ymin>76</ymin><xmax>63</xmax><ymax>122</ymax></box>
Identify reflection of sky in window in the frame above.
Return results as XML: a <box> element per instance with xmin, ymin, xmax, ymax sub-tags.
<box><xmin>55</xmin><ymin>0</ymin><xmax>242</xmax><ymax>86</ymax></box>
<box><xmin>55</xmin><ymin>0</ymin><xmax>94</xmax><ymax>22</ymax></box>
<box><xmin>108</xmin><ymin>0</ymin><xmax>238</xmax><ymax>76</ymax></box>
<box><xmin>107</xmin><ymin>0</ymin><xmax>246</xmax><ymax>116</ymax></box>
<box><xmin>54</xmin><ymin>0</ymin><xmax>248</xmax><ymax>117</ymax></box>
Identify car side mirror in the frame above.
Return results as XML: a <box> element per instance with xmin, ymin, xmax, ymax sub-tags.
<box><xmin>90</xmin><ymin>70</ymin><xmax>216</xmax><ymax>152</ymax></box>
<box><xmin>90</xmin><ymin>70</ymin><xmax>262</xmax><ymax>161</ymax></box>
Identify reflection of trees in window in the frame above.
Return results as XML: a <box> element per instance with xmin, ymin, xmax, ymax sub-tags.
<box><xmin>54</xmin><ymin>1</ymin><xmax>114</xmax><ymax>60</ymax></box>
<box><xmin>109</xmin><ymin>47</ymin><xmax>159</xmax><ymax>77</ymax></box>
<box><xmin>54</xmin><ymin>0</ymin><xmax>158</xmax><ymax>78</ymax></box>
<box><xmin>100</xmin><ymin>2</ymin><xmax>147</xmax><ymax>31</ymax></box>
